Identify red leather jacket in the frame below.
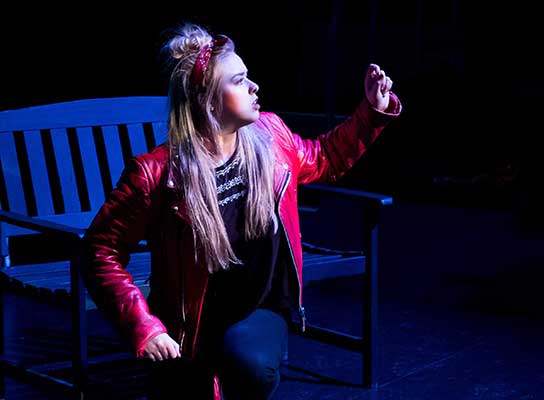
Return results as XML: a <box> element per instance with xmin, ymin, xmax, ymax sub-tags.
<box><xmin>82</xmin><ymin>95</ymin><xmax>401</xmax><ymax>368</ymax></box>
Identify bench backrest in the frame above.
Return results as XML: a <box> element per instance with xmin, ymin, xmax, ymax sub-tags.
<box><xmin>0</xmin><ymin>96</ymin><xmax>349</xmax><ymax>266</ymax></box>
<box><xmin>0</xmin><ymin>96</ymin><xmax>169</xmax><ymax>244</ymax></box>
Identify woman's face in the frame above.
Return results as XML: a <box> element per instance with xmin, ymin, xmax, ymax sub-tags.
<box><xmin>215</xmin><ymin>52</ymin><xmax>260</xmax><ymax>133</ymax></box>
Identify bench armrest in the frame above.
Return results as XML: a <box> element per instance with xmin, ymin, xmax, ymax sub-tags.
<box><xmin>301</xmin><ymin>184</ymin><xmax>393</xmax><ymax>207</ymax></box>
<box><xmin>0</xmin><ymin>210</ymin><xmax>148</xmax><ymax>253</ymax></box>
<box><xmin>0</xmin><ymin>210</ymin><xmax>85</xmax><ymax>240</ymax></box>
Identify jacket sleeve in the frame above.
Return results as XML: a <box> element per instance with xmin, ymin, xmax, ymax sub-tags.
<box><xmin>274</xmin><ymin>93</ymin><xmax>402</xmax><ymax>185</ymax></box>
<box><xmin>81</xmin><ymin>156</ymin><xmax>167</xmax><ymax>357</ymax></box>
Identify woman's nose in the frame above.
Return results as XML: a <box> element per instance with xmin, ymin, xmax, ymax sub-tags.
<box><xmin>249</xmin><ymin>80</ymin><xmax>259</xmax><ymax>93</ymax></box>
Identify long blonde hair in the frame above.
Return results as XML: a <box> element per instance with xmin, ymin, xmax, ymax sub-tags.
<box><xmin>161</xmin><ymin>23</ymin><xmax>277</xmax><ymax>273</ymax></box>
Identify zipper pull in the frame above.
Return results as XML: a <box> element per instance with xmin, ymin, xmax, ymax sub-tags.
<box><xmin>299</xmin><ymin>306</ymin><xmax>306</xmax><ymax>333</ymax></box>
<box><xmin>179</xmin><ymin>330</ymin><xmax>186</xmax><ymax>353</ymax></box>
<box><xmin>178</xmin><ymin>315</ymin><xmax>187</xmax><ymax>352</ymax></box>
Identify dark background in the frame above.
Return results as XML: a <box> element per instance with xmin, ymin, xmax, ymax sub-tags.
<box><xmin>2</xmin><ymin>1</ymin><xmax>540</xmax><ymax>216</ymax></box>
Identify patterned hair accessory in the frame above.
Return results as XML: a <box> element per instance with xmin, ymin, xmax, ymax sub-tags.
<box><xmin>190</xmin><ymin>36</ymin><xmax>228</xmax><ymax>86</ymax></box>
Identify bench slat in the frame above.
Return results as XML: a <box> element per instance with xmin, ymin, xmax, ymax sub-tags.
<box><xmin>127</xmin><ymin>123</ymin><xmax>148</xmax><ymax>158</ymax></box>
<box><xmin>25</xmin><ymin>129</ymin><xmax>55</xmax><ymax>216</ymax></box>
<box><xmin>152</xmin><ymin>121</ymin><xmax>167</xmax><ymax>147</ymax></box>
<box><xmin>76</xmin><ymin>127</ymin><xmax>105</xmax><ymax>211</ymax></box>
<box><xmin>51</xmin><ymin>128</ymin><xmax>81</xmax><ymax>213</ymax></box>
<box><xmin>101</xmin><ymin>125</ymin><xmax>125</xmax><ymax>188</ymax></box>
<box><xmin>0</xmin><ymin>133</ymin><xmax>26</xmax><ymax>213</ymax></box>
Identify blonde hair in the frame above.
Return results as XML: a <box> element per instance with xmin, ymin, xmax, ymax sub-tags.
<box><xmin>161</xmin><ymin>23</ymin><xmax>277</xmax><ymax>273</ymax></box>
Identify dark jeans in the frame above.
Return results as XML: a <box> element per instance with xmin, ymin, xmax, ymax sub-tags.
<box><xmin>147</xmin><ymin>308</ymin><xmax>288</xmax><ymax>400</ymax></box>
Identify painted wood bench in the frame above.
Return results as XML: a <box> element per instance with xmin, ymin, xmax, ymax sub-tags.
<box><xmin>0</xmin><ymin>96</ymin><xmax>392</xmax><ymax>398</ymax></box>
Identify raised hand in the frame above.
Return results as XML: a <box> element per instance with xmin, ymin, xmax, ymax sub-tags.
<box><xmin>364</xmin><ymin>64</ymin><xmax>393</xmax><ymax>112</ymax></box>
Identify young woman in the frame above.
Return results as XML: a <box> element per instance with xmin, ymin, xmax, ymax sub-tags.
<box><xmin>82</xmin><ymin>22</ymin><xmax>401</xmax><ymax>400</ymax></box>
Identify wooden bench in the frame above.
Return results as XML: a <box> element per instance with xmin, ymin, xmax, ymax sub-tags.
<box><xmin>0</xmin><ymin>97</ymin><xmax>392</xmax><ymax>398</ymax></box>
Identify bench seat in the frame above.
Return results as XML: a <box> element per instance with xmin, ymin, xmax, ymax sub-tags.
<box><xmin>1</xmin><ymin>251</ymin><xmax>365</xmax><ymax>309</ymax></box>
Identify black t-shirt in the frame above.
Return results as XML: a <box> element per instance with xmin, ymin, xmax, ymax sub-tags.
<box><xmin>203</xmin><ymin>152</ymin><xmax>292</xmax><ymax>331</ymax></box>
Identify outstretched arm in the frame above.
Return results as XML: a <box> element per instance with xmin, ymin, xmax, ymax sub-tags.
<box><xmin>267</xmin><ymin>63</ymin><xmax>401</xmax><ymax>184</ymax></box>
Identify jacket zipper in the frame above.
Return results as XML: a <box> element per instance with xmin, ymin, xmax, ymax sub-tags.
<box><xmin>277</xmin><ymin>170</ymin><xmax>306</xmax><ymax>332</ymax></box>
<box><xmin>171</xmin><ymin>185</ymin><xmax>188</xmax><ymax>353</ymax></box>
<box><xmin>179</xmin><ymin>286</ymin><xmax>187</xmax><ymax>351</ymax></box>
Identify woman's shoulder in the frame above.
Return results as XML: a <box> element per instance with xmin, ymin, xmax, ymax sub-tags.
<box><xmin>255</xmin><ymin>111</ymin><xmax>291</xmax><ymax>138</ymax></box>
<box><xmin>257</xmin><ymin>111</ymin><xmax>282</xmax><ymax>126</ymax></box>
<box><xmin>133</xmin><ymin>143</ymin><xmax>169</xmax><ymax>166</ymax></box>
<box><xmin>124</xmin><ymin>144</ymin><xmax>169</xmax><ymax>187</ymax></box>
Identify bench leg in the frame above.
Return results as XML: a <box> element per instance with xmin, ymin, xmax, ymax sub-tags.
<box><xmin>0</xmin><ymin>225</ymin><xmax>10</xmax><ymax>268</ymax></box>
<box><xmin>0</xmin><ymin>287</ymin><xmax>5</xmax><ymax>399</ymax></box>
<box><xmin>363</xmin><ymin>225</ymin><xmax>379</xmax><ymax>389</ymax></box>
<box><xmin>70</xmin><ymin>258</ymin><xmax>87</xmax><ymax>399</ymax></box>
